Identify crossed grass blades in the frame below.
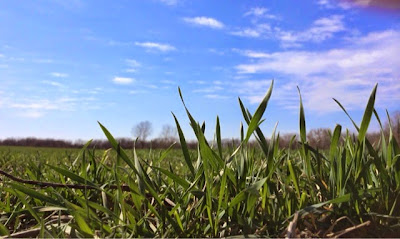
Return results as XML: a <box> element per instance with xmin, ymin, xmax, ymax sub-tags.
<box><xmin>1</xmin><ymin>81</ymin><xmax>400</xmax><ymax>237</ymax></box>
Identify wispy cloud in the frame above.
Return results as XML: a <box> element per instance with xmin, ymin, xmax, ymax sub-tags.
<box><xmin>108</xmin><ymin>40</ymin><xmax>132</xmax><ymax>46</ymax></box>
<box><xmin>33</xmin><ymin>58</ymin><xmax>54</xmax><ymax>64</ymax></box>
<box><xmin>50</xmin><ymin>72</ymin><xmax>68</xmax><ymax>78</ymax></box>
<box><xmin>112</xmin><ymin>77</ymin><xmax>135</xmax><ymax>85</ymax></box>
<box><xmin>134</xmin><ymin>42</ymin><xmax>176</xmax><ymax>52</ymax></box>
<box><xmin>277</xmin><ymin>15</ymin><xmax>346</xmax><ymax>47</ymax></box>
<box><xmin>125</xmin><ymin>59</ymin><xmax>141</xmax><ymax>73</ymax></box>
<box><xmin>230</xmin><ymin>24</ymin><xmax>271</xmax><ymax>38</ymax></box>
<box><xmin>183</xmin><ymin>16</ymin><xmax>224</xmax><ymax>29</ymax></box>
<box><xmin>160</xmin><ymin>80</ymin><xmax>176</xmax><ymax>85</ymax></box>
<box><xmin>41</xmin><ymin>80</ymin><xmax>65</xmax><ymax>88</ymax></box>
<box><xmin>18</xmin><ymin>111</ymin><xmax>45</xmax><ymax>118</ymax></box>
<box><xmin>244</xmin><ymin>7</ymin><xmax>279</xmax><ymax>19</ymax></box>
<box><xmin>158</xmin><ymin>0</ymin><xmax>179</xmax><ymax>6</ymax></box>
<box><xmin>317</xmin><ymin>0</ymin><xmax>336</xmax><ymax>9</ymax></box>
<box><xmin>129</xmin><ymin>90</ymin><xmax>148</xmax><ymax>94</ymax></box>
<box><xmin>231</xmin><ymin>13</ymin><xmax>343</xmax><ymax>44</ymax></box>
<box><xmin>193</xmin><ymin>85</ymin><xmax>224</xmax><ymax>93</ymax></box>
<box><xmin>235</xmin><ymin>30</ymin><xmax>400</xmax><ymax>112</ymax></box>
<box><xmin>204</xmin><ymin>94</ymin><xmax>230</xmax><ymax>99</ymax></box>
<box><xmin>233</xmin><ymin>49</ymin><xmax>270</xmax><ymax>58</ymax></box>
<box><xmin>10</xmin><ymin>100</ymin><xmax>59</xmax><ymax>110</ymax></box>
<box><xmin>317</xmin><ymin>0</ymin><xmax>400</xmax><ymax>11</ymax></box>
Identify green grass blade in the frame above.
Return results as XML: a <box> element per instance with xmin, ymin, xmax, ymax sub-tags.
<box><xmin>287</xmin><ymin>158</ymin><xmax>300</xmax><ymax>199</ymax></box>
<box><xmin>0</xmin><ymin>222</ymin><xmax>10</xmax><ymax>236</ymax></box>
<box><xmin>333</xmin><ymin>99</ymin><xmax>360</xmax><ymax>131</ymax></box>
<box><xmin>98</xmin><ymin>122</ymin><xmax>137</xmax><ymax>172</ymax></box>
<box><xmin>151</xmin><ymin>166</ymin><xmax>190</xmax><ymax>189</ymax></box>
<box><xmin>12</xmin><ymin>190</ymin><xmax>41</xmax><ymax>224</ymax></box>
<box><xmin>243</xmin><ymin>80</ymin><xmax>273</xmax><ymax>144</ymax></box>
<box><xmin>172</xmin><ymin>113</ymin><xmax>195</xmax><ymax>177</ymax></box>
<box><xmin>73</xmin><ymin>213</ymin><xmax>94</xmax><ymax>236</ymax></box>
<box><xmin>216</xmin><ymin>116</ymin><xmax>223</xmax><ymax>160</ymax></box>
<box><xmin>358</xmin><ymin>83</ymin><xmax>378</xmax><ymax>142</ymax></box>
<box><xmin>9</xmin><ymin>182</ymin><xmax>63</xmax><ymax>206</ymax></box>
<box><xmin>47</xmin><ymin>164</ymin><xmax>97</xmax><ymax>187</ymax></box>
<box><xmin>297</xmin><ymin>86</ymin><xmax>306</xmax><ymax>143</ymax></box>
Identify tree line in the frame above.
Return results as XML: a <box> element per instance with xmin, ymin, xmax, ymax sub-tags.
<box><xmin>1</xmin><ymin>112</ymin><xmax>398</xmax><ymax>150</ymax></box>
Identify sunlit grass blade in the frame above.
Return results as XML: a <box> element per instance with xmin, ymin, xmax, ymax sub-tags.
<box><xmin>73</xmin><ymin>212</ymin><xmax>94</xmax><ymax>236</ymax></box>
<box><xmin>243</xmin><ymin>80</ymin><xmax>273</xmax><ymax>144</ymax></box>
<box><xmin>98</xmin><ymin>122</ymin><xmax>137</xmax><ymax>172</ymax></box>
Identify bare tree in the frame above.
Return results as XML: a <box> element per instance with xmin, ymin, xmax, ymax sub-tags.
<box><xmin>132</xmin><ymin>121</ymin><xmax>153</xmax><ymax>141</ymax></box>
<box><xmin>307</xmin><ymin>128</ymin><xmax>331</xmax><ymax>149</ymax></box>
<box><xmin>159</xmin><ymin>124</ymin><xmax>178</xmax><ymax>142</ymax></box>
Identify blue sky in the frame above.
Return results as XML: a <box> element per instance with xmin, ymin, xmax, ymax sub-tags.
<box><xmin>0</xmin><ymin>0</ymin><xmax>399</xmax><ymax>141</ymax></box>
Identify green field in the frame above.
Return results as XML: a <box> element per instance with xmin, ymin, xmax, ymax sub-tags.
<box><xmin>1</xmin><ymin>83</ymin><xmax>400</xmax><ymax>238</ymax></box>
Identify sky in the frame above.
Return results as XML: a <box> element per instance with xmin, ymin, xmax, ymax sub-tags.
<box><xmin>0</xmin><ymin>0</ymin><xmax>399</xmax><ymax>141</ymax></box>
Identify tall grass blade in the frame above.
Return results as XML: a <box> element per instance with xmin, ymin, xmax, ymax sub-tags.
<box><xmin>243</xmin><ymin>80</ymin><xmax>273</xmax><ymax>144</ymax></box>
<box><xmin>358</xmin><ymin>83</ymin><xmax>378</xmax><ymax>143</ymax></box>
<box><xmin>172</xmin><ymin>113</ymin><xmax>195</xmax><ymax>177</ymax></box>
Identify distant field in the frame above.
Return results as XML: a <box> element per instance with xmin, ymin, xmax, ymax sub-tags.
<box><xmin>1</xmin><ymin>83</ymin><xmax>400</xmax><ymax>237</ymax></box>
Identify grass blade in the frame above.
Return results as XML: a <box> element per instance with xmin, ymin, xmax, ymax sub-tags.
<box><xmin>358</xmin><ymin>83</ymin><xmax>378</xmax><ymax>142</ymax></box>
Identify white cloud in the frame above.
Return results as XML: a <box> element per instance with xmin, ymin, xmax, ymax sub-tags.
<box><xmin>11</xmin><ymin>101</ymin><xmax>58</xmax><ymax>110</ymax></box>
<box><xmin>50</xmin><ymin>72</ymin><xmax>68</xmax><ymax>78</ymax></box>
<box><xmin>42</xmin><ymin>80</ymin><xmax>65</xmax><ymax>87</ymax></box>
<box><xmin>234</xmin><ymin>30</ymin><xmax>400</xmax><ymax>112</ymax></box>
<box><xmin>0</xmin><ymin>53</ymin><xmax>4</xmax><ymax>58</ymax></box>
<box><xmin>0</xmin><ymin>64</ymin><xmax>8</xmax><ymax>68</ymax></box>
<box><xmin>134</xmin><ymin>42</ymin><xmax>176</xmax><ymax>52</ymax></box>
<box><xmin>112</xmin><ymin>77</ymin><xmax>135</xmax><ymax>85</ymax></box>
<box><xmin>234</xmin><ymin>49</ymin><xmax>271</xmax><ymax>58</ymax></box>
<box><xmin>129</xmin><ymin>90</ymin><xmax>148</xmax><ymax>94</ymax></box>
<box><xmin>317</xmin><ymin>0</ymin><xmax>336</xmax><ymax>8</ymax></box>
<box><xmin>205</xmin><ymin>94</ymin><xmax>230</xmax><ymax>99</ymax></box>
<box><xmin>183</xmin><ymin>17</ymin><xmax>224</xmax><ymax>29</ymax></box>
<box><xmin>230</xmin><ymin>24</ymin><xmax>271</xmax><ymax>38</ymax></box>
<box><xmin>231</xmin><ymin>15</ymin><xmax>343</xmax><ymax>43</ymax></box>
<box><xmin>244</xmin><ymin>7</ymin><xmax>278</xmax><ymax>19</ymax></box>
<box><xmin>277</xmin><ymin>15</ymin><xmax>346</xmax><ymax>47</ymax></box>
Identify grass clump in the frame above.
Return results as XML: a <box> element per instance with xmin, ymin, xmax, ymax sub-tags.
<box><xmin>1</xmin><ymin>81</ymin><xmax>400</xmax><ymax>238</ymax></box>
